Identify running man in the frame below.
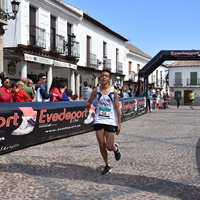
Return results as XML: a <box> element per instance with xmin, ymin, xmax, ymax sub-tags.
<box><xmin>188</xmin><ymin>90</ymin><xmax>195</xmax><ymax>109</ymax></box>
<box><xmin>86</xmin><ymin>69</ymin><xmax>121</xmax><ymax>175</ymax></box>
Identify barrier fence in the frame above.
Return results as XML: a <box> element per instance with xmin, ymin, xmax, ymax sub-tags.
<box><xmin>0</xmin><ymin>97</ymin><xmax>146</xmax><ymax>155</ymax></box>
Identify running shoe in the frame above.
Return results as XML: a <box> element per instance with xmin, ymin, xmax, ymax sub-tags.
<box><xmin>84</xmin><ymin>111</ymin><xmax>95</xmax><ymax>124</ymax></box>
<box><xmin>114</xmin><ymin>143</ymin><xmax>121</xmax><ymax>161</ymax></box>
<box><xmin>11</xmin><ymin>116</ymin><xmax>36</xmax><ymax>136</ymax></box>
<box><xmin>102</xmin><ymin>165</ymin><xmax>112</xmax><ymax>175</ymax></box>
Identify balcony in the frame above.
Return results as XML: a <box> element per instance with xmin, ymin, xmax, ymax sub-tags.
<box><xmin>156</xmin><ymin>78</ymin><xmax>165</xmax><ymax>87</ymax></box>
<box><xmin>187</xmin><ymin>78</ymin><xmax>200</xmax><ymax>86</ymax></box>
<box><xmin>173</xmin><ymin>78</ymin><xmax>183</xmax><ymax>86</ymax></box>
<box><xmin>29</xmin><ymin>25</ymin><xmax>46</xmax><ymax>49</ymax></box>
<box><xmin>103</xmin><ymin>58</ymin><xmax>112</xmax><ymax>71</ymax></box>
<box><xmin>68</xmin><ymin>41</ymin><xmax>80</xmax><ymax>58</ymax></box>
<box><xmin>129</xmin><ymin>71</ymin><xmax>136</xmax><ymax>82</ymax></box>
<box><xmin>50</xmin><ymin>34</ymin><xmax>65</xmax><ymax>54</ymax></box>
<box><xmin>116</xmin><ymin>62</ymin><xmax>123</xmax><ymax>74</ymax></box>
<box><xmin>88</xmin><ymin>53</ymin><xmax>98</xmax><ymax>69</ymax></box>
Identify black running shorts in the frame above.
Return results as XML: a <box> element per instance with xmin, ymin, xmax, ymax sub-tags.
<box><xmin>94</xmin><ymin>124</ymin><xmax>117</xmax><ymax>133</ymax></box>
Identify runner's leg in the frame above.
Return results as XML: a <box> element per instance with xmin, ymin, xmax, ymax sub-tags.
<box><xmin>104</xmin><ymin>131</ymin><xmax>116</xmax><ymax>152</ymax></box>
<box><xmin>96</xmin><ymin>129</ymin><xmax>109</xmax><ymax>165</ymax></box>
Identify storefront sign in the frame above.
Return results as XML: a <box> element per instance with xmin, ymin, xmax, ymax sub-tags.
<box><xmin>54</xmin><ymin>60</ymin><xmax>77</xmax><ymax>70</ymax></box>
<box><xmin>24</xmin><ymin>53</ymin><xmax>77</xmax><ymax>70</ymax></box>
<box><xmin>24</xmin><ymin>53</ymin><xmax>53</xmax><ymax>65</ymax></box>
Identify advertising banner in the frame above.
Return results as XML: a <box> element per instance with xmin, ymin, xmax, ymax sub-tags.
<box><xmin>0</xmin><ymin>97</ymin><xmax>146</xmax><ymax>155</ymax></box>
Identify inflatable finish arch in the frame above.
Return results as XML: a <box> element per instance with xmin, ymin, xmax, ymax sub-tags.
<box><xmin>137</xmin><ymin>50</ymin><xmax>200</xmax><ymax>97</ymax></box>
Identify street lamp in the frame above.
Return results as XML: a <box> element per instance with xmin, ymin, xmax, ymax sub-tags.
<box><xmin>0</xmin><ymin>0</ymin><xmax>20</xmax><ymax>21</ymax></box>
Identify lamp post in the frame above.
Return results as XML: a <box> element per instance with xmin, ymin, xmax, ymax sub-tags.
<box><xmin>64</xmin><ymin>33</ymin><xmax>76</xmax><ymax>56</ymax></box>
<box><xmin>0</xmin><ymin>0</ymin><xmax>20</xmax><ymax>72</ymax></box>
<box><xmin>1</xmin><ymin>0</ymin><xmax>20</xmax><ymax>21</ymax></box>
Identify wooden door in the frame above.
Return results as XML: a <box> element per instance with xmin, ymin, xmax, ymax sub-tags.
<box><xmin>184</xmin><ymin>90</ymin><xmax>192</xmax><ymax>104</ymax></box>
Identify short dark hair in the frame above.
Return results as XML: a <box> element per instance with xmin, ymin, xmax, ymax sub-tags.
<box><xmin>84</xmin><ymin>81</ymin><xmax>88</xmax><ymax>87</ymax></box>
<box><xmin>1</xmin><ymin>77</ymin><xmax>9</xmax><ymax>85</ymax></box>
<box><xmin>60</xmin><ymin>81</ymin><xmax>67</xmax><ymax>88</ymax></box>
<box><xmin>101</xmin><ymin>69</ymin><xmax>111</xmax><ymax>78</ymax></box>
<box><xmin>38</xmin><ymin>73</ymin><xmax>46</xmax><ymax>80</ymax></box>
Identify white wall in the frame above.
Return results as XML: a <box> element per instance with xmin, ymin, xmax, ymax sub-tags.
<box><xmin>77</xmin><ymin>19</ymin><xmax>126</xmax><ymax>73</ymax></box>
<box><xmin>169</xmin><ymin>67</ymin><xmax>200</xmax><ymax>87</ymax></box>
<box><xmin>4</xmin><ymin>0</ymin><xmax>81</xmax><ymax>49</ymax></box>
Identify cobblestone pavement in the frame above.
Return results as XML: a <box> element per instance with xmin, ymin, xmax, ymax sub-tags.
<box><xmin>1</xmin><ymin>105</ymin><xmax>200</xmax><ymax>200</ymax></box>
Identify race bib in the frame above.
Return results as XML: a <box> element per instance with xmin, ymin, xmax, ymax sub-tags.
<box><xmin>99</xmin><ymin>107</ymin><xmax>111</xmax><ymax>117</ymax></box>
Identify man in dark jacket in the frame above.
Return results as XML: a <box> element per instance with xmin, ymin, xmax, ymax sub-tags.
<box><xmin>35</xmin><ymin>73</ymin><xmax>57</xmax><ymax>102</ymax></box>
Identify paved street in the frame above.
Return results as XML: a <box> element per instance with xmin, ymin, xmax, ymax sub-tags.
<box><xmin>1</xmin><ymin>105</ymin><xmax>200</xmax><ymax>200</ymax></box>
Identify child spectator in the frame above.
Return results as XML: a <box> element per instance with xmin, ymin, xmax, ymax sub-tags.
<box><xmin>13</xmin><ymin>81</ymin><xmax>32</xmax><ymax>102</ymax></box>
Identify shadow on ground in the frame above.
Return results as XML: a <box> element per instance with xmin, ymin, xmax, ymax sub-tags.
<box><xmin>1</xmin><ymin>160</ymin><xmax>200</xmax><ymax>200</ymax></box>
<box><xmin>196</xmin><ymin>137</ymin><xmax>200</xmax><ymax>177</ymax></box>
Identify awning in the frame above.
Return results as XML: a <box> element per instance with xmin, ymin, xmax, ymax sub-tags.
<box><xmin>24</xmin><ymin>53</ymin><xmax>77</xmax><ymax>70</ymax></box>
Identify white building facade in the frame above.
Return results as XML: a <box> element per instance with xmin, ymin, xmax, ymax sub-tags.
<box><xmin>3</xmin><ymin>0</ymin><xmax>167</xmax><ymax>98</ymax></box>
<box><xmin>125</xmin><ymin>43</ymin><xmax>168</xmax><ymax>95</ymax></box>
<box><xmin>168</xmin><ymin>61</ymin><xmax>200</xmax><ymax>105</ymax></box>
<box><xmin>75</xmin><ymin>13</ymin><xmax>127</xmax><ymax>97</ymax></box>
<box><xmin>4</xmin><ymin>0</ymin><xmax>82</xmax><ymax>92</ymax></box>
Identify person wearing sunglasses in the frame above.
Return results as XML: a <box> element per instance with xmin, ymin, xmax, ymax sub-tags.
<box><xmin>0</xmin><ymin>77</ymin><xmax>14</xmax><ymax>102</ymax></box>
<box><xmin>35</xmin><ymin>73</ymin><xmax>57</xmax><ymax>102</ymax></box>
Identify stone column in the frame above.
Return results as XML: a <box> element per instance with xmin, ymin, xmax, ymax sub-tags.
<box><xmin>47</xmin><ymin>65</ymin><xmax>52</xmax><ymax>92</ymax></box>
<box><xmin>75</xmin><ymin>73</ymin><xmax>80</xmax><ymax>97</ymax></box>
<box><xmin>70</xmin><ymin>69</ymin><xmax>75</xmax><ymax>94</ymax></box>
<box><xmin>21</xmin><ymin>61</ymin><xmax>27</xmax><ymax>78</ymax></box>
<box><xmin>0</xmin><ymin>20</ymin><xmax>8</xmax><ymax>72</ymax></box>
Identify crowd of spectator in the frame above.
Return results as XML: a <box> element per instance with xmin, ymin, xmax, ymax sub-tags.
<box><xmin>0</xmin><ymin>72</ymin><xmax>84</xmax><ymax>103</ymax></box>
<box><xmin>0</xmin><ymin>72</ymin><xmax>139</xmax><ymax>103</ymax></box>
<box><xmin>148</xmin><ymin>90</ymin><xmax>170</xmax><ymax>111</ymax></box>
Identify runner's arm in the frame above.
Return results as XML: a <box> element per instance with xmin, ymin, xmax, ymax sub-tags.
<box><xmin>86</xmin><ymin>88</ymin><xmax>97</xmax><ymax>110</ymax></box>
<box><xmin>114</xmin><ymin>89</ymin><xmax>121</xmax><ymax>135</ymax></box>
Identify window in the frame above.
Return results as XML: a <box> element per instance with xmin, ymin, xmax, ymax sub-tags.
<box><xmin>67</xmin><ymin>23</ymin><xmax>72</xmax><ymax>55</ymax></box>
<box><xmin>129</xmin><ymin>61</ymin><xmax>132</xmax><ymax>75</ymax></box>
<box><xmin>29</xmin><ymin>6</ymin><xmax>36</xmax><ymax>46</ymax></box>
<box><xmin>103</xmin><ymin>42</ymin><xmax>107</xmax><ymax>57</ymax></box>
<box><xmin>175</xmin><ymin>72</ymin><xmax>182</xmax><ymax>85</ymax></box>
<box><xmin>50</xmin><ymin>15</ymin><xmax>56</xmax><ymax>51</ymax></box>
<box><xmin>190</xmin><ymin>72</ymin><xmax>197</xmax><ymax>85</ymax></box>
<box><xmin>156</xmin><ymin>70</ymin><xmax>158</xmax><ymax>86</ymax></box>
<box><xmin>137</xmin><ymin>64</ymin><xmax>140</xmax><ymax>75</ymax></box>
<box><xmin>160</xmin><ymin>71</ymin><xmax>163</xmax><ymax>86</ymax></box>
<box><xmin>86</xmin><ymin>36</ymin><xmax>91</xmax><ymax>66</ymax></box>
<box><xmin>174</xmin><ymin>91</ymin><xmax>181</xmax><ymax>100</ymax></box>
<box><xmin>116</xmin><ymin>48</ymin><xmax>119</xmax><ymax>70</ymax></box>
<box><xmin>103</xmin><ymin>42</ymin><xmax>107</xmax><ymax>69</ymax></box>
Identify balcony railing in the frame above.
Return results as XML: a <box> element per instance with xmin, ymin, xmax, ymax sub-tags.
<box><xmin>103</xmin><ymin>58</ymin><xmax>111</xmax><ymax>71</ymax></box>
<box><xmin>116</xmin><ymin>62</ymin><xmax>123</xmax><ymax>74</ymax></box>
<box><xmin>88</xmin><ymin>53</ymin><xmax>97</xmax><ymax>68</ymax></box>
<box><xmin>173</xmin><ymin>78</ymin><xmax>183</xmax><ymax>86</ymax></box>
<box><xmin>29</xmin><ymin>25</ymin><xmax>46</xmax><ymax>49</ymax></box>
<box><xmin>129</xmin><ymin>71</ymin><xmax>136</xmax><ymax>82</ymax></box>
<box><xmin>187</xmin><ymin>78</ymin><xmax>200</xmax><ymax>85</ymax></box>
<box><xmin>156</xmin><ymin>78</ymin><xmax>164</xmax><ymax>87</ymax></box>
<box><xmin>70</xmin><ymin>41</ymin><xmax>80</xmax><ymax>58</ymax></box>
<box><xmin>55</xmin><ymin>34</ymin><xmax>65</xmax><ymax>54</ymax></box>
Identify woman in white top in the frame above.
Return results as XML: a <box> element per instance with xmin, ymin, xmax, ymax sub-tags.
<box><xmin>86</xmin><ymin>69</ymin><xmax>121</xmax><ymax>175</ymax></box>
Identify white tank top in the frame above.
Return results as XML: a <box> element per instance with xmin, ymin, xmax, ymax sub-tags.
<box><xmin>94</xmin><ymin>86</ymin><xmax>118</xmax><ymax>126</ymax></box>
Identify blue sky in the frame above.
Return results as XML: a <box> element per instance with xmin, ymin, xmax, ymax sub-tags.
<box><xmin>64</xmin><ymin>0</ymin><xmax>200</xmax><ymax>57</ymax></box>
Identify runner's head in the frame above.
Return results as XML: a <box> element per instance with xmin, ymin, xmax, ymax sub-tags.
<box><xmin>100</xmin><ymin>69</ymin><xmax>111</xmax><ymax>85</ymax></box>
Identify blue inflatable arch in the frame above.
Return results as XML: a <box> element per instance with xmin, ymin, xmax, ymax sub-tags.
<box><xmin>137</xmin><ymin>50</ymin><xmax>200</xmax><ymax>97</ymax></box>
